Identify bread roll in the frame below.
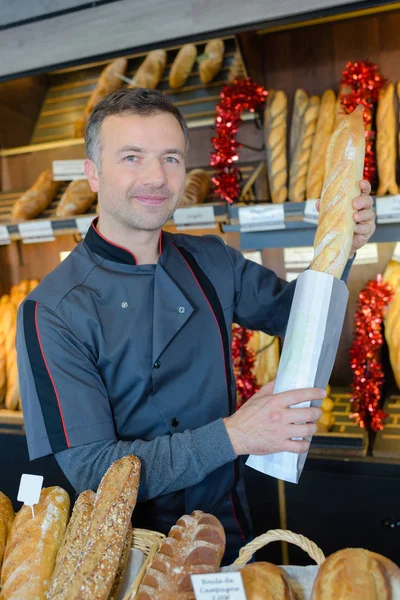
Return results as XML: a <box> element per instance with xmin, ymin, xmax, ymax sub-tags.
<box><xmin>241</xmin><ymin>562</ymin><xmax>297</xmax><ymax>600</ymax></box>
<box><xmin>199</xmin><ymin>39</ymin><xmax>225</xmax><ymax>84</ymax></box>
<box><xmin>129</xmin><ymin>50</ymin><xmax>167</xmax><ymax>89</ymax></box>
<box><xmin>169</xmin><ymin>44</ymin><xmax>197</xmax><ymax>88</ymax></box>
<box><xmin>180</xmin><ymin>169</ymin><xmax>211</xmax><ymax>207</ymax></box>
<box><xmin>264</xmin><ymin>90</ymin><xmax>288</xmax><ymax>204</ymax></box>
<box><xmin>108</xmin><ymin>523</ymin><xmax>133</xmax><ymax>600</ymax></box>
<box><xmin>377</xmin><ymin>83</ymin><xmax>399</xmax><ymax>196</ymax></box>
<box><xmin>289</xmin><ymin>89</ymin><xmax>308</xmax><ymax>161</ymax></box>
<box><xmin>306</xmin><ymin>90</ymin><xmax>336</xmax><ymax>200</ymax></box>
<box><xmin>56</xmin><ymin>180</ymin><xmax>97</xmax><ymax>217</ymax></box>
<box><xmin>310</xmin><ymin>105</ymin><xmax>365</xmax><ymax>278</ymax></box>
<box><xmin>11</xmin><ymin>170</ymin><xmax>61</xmax><ymax>222</ymax></box>
<box><xmin>289</xmin><ymin>96</ymin><xmax>320</xmax><ymax>203</ymax></box>
<box><xmin>228</xmin><ymin>50</ymin><xmax>245</xmax><ymax>82</ymax></box>
<box><xmin>0</xmin><ymin>492</ymin><xmax>14</xmax><ymax>570</ymax></box>
<box><xmin>1</xmin><ymin>487</ymin><xmax>70</xmax><ymax>600</ymax></box>
<box><xmin>1</xmin><ymin>302</ymin><xmax>19</xmax><ymax>410</ymax></box>
<box><xmin>311</xmin><ymin>548</ymin><xmax>400</xmax><ymax>599</ymax></box>
<box><xmin>137</xmin><ymin>511</ymin><xmax>226</xmax><ymax>599</ymax></box>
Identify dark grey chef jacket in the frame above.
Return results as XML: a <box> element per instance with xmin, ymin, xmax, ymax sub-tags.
<box><xmin>16</xmin><ymin>218</ymin><xmax>353</xmax><ymax>564</ymax></box>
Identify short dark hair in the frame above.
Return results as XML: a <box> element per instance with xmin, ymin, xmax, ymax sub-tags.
<box><xmin>85</xmin><ymin>88</ymin><xmax>189</xmax><ymax>166</ymax></box>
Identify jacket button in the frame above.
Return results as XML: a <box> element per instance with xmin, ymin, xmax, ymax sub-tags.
<box><xmin>170</xmin><ymin>418</ymin><xmax>179</xmax><ymax>427</ymax></box>
<box><xmin>153</xmin><ymin>360</ymin><xmax>161</xmax><ymax>369</ymax></box>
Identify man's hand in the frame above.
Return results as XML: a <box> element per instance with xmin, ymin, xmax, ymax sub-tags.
<box><xmin>316</xmin><ymin>179</ymin><xmax>376</xmax><ymax>257</ymax></box>
<box><xmin>223</xmin><ymin>380</ymin><xmax>324</xmax><ymax>456</ymax></box>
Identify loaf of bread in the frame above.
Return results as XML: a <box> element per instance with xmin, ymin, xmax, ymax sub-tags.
<box><xmin>108</xmin><ymin>522</ymin><xmax>133</xmax><ymax>600</ymax></box>
<box><xmin>52</xmin><ymin>455</ymin><xmax>140</xmax><ymax>600</ymax></box>
<box><xmin>0</xmin><ymin>492</ymin><xmax>14</xmax><ymax>570</ymax></box>
<box><xmin>11</xmin><ymin>170</ymin><xmax>61</xmax><ymax>222</ymax></box>
<box><xmin>129</xmin><ymin>50</ymin><xmax>167</xmax><ymax>89</ymax></box>
<box><xmin>289</xmin><ymin>89</ymin><xmax>309</xmax><ymax>161</ymax></box>
<box><xmin>55</xmin><ymin>180</ymin><xmax>96</xmax><ymax>217</ymax></box>
<box><xmin>137</xmin><ymin>510</ymin><xmax>226</xmax><ymax>599</ymax></box>
<box><xmin>169</xmin><ymin>44</ymin><xmax>197</xmax><ymax>88</ymax></box>
<box><xmin>311</xmin><ymin>548</ymin><xmax>400</xmax><ymax>599</ymax></box>
<box><xmin>199</xmin><ymin>39</ymin><xmax>225</xmax><ymax>84</ymax></box>
<box><xmin>0</xmin><ymin>328</ymin><xmax>6</xmax><ymax>405</ymax></box>
<box><xmin>241</xmin><ymin>562</ymin><xmax>297</xmax><ymax>600</ymax></box>
<box><xmin>249</xmin><ymin>331</ymin><xmax>280</xmax><ymax>387</ymax></box>
<box><xmin>264</xmin><ymin>90</ymin><xmax>288</xmax><ymax>204</ymax></box>
<box><xmin>289</xmin><ymin>96</ymin><xmax>320</xmax><ymax>203</ymax></box>
<box><xmin>1</xmin><ymin>302</ymin><xmax>19</xmax><ymax>411</ymax></box>
<box><xmin>228</xmin><ymin>50</ymin><xmax>245</xmax><ymax>82</ymax></box>
<box><xmin>310</xmin><ymin>105</ymin><xmax>365</xmax><ymax>278</ymax></box>
<box><xmin>306</xmin><ymin>89</ymin><xmax>336</xmax><ymax>200</ymax></box>
<box><xmin>0</xmin><ymin>487</ymin><xmax>70</xmax><ymax>600</ymax></box>
<box><xmin>180</xmin><ymin>169</ymin><xmax>211</xmax><ymax>206</ymax></box>
<box><xmin>376</xmin><ymin>83</ymin><xmax>399</xmax><ymax>196</ymax></box>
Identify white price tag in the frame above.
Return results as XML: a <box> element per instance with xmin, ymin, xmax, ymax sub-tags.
<box><xmin>243</xmin><ymin>251</ymin><xmax>263</xmax><ymax>265</ymax></box>
<box><xmin>19</xmin><ymin>221</ymin><xmax>55</xmax><ymax>243</ymax></box>
<box><xmin>304</xmin><ymin>199</ymin><xmax>320</xmax><ymax>224</ymax></box>
<box><xmin>191</xmin><ymin>572</ymin><xmax>246</xmax><ymax>600</ymax></box>
<box><xmin>393</xmin><ymin>242</ymin><xmax>400</xmax><ymax>263</ymax></box>
<box><xmin>354</xmin><ymin>243</ymin><xmax>379</xmax><ymax>265</ymax></box>
<box><xmin>75</xmin><ymin>216</ymin><xmax>94</xmax><ymax>237</ymax></box>
<box><xmin>53</xmin><ymin>160</ymin><xmax>86</xmax><ymax>181</ymax></box>
<box><xmin>376</xmin><ymin>195</ymin><xmax>400</xmax><ymax>224</ymax></box>
<box><xmin>17</xmin><ymin>474</ymin><xmax>43</xmax><ymax>517</ymax></box>
<box><xmin>239</xmin><ymin>204</ymin><xmax>285</xmax><ymax>232</ymax></box>
<box><xmin>173</xmin><ymin>206</ymin><xmax>216</xmax><ymax>230</ymax></box>
<box><xmin>284</xmin><ymin>246</ymin><xmax>314</xmax><ymax>269</ymax></box>
<box><xmin>0</xmin><ymin>225</ymin><xmax>11</xmax><ymax>245</ymax></box>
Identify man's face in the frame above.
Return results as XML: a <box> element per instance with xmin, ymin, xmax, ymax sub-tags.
<box><xmin>85</xmin><ymin>112</ymin><xmax>187</xmax><ymax>231</ymax></box>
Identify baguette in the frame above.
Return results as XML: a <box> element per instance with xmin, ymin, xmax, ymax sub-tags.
<box><xmin>108</xmin><ymin>522</ymin><xmax>133</xmax><ymax>600</ymax></box>
<box><xmin>137</xmin><ymin>510</ymin><xmax>226</xmax><ymax>599</ymax></box>
<box><xmin>334</xmin><ymin>90</ymin><xmax>347</xmax><ymax>130</ymax></box>
<box><xmin>180</xmin><ymin>169</ymin><xmax>211</xmax><ymax>207</ymax></box>
<box><xmin>11</xmin><ymin>170</ymin><xmax>61</xmax><ymax>222</ymax></box>
<box><xmin>249</xmin><ymin>331</ymin><xmax>280</xmax><ymax>386</ymax></box>
<box><xmin>169</xmin><ymin>44</ymin><xmax>197</xmax><ymax>88</ymax></box>
<box><xmin>241</xmin><ymin>562</ymin><xmax>297</xmax><ymax>599</ymax></box>
<box><xmin>289</xmin><ymin>96</ymin><xmax>320</xmax><ymax>203</ymax></box>
<box><xmin>55</xmin><ymin>180</ymin><xmax>97</xmax><ymax>217</ymax></box>
<box><xmin>0</xmin><ymin>487</ymin><xmax>70</xmax><ymax>600</ymax></box>
<box><xmin>1</xmin><ymin>302</ymin><xmax>19</xmax><ymax>410</ymax></box>
<box><xmin>199</xmin><ymin>39</ymin><xmax>225</xmax><ymax>84</ymax></box>
<box><xmin>228</xmin><ymin>50</ymin><xmax>245</xmax><ymax>82</ymax></box>
<box><xmin>310</xmin><ymin>105</ymin><xmax>365</xmax><ymax>278</ymax></box>
<box><xmin>383</xmin><ymin>260</ymin><xmax>400</xmax><ymax>292</ymax></box>
<box><xmin>306</xmin><ymin>89</ymin><xmax>336</xmax><ymax>200</ymax></box>
<box><xmin>376</xmin><ymin>83</ymin><xmax>399</xmax><ymax>196</ymax></box>
<box><xmin>0</xmin><ymin>492</ymin><xmax>14</xmax><ymax>570</ymax></box>
<box><xmin>0</xmin><ymin>328</ymin><xmax>6</xmax><ymax>405</ymax></box>
<box><xmin>289</xmin><ymin>89</ymin><xmax>308</xmax><ymax>161</ymax></box>
<box><xmin>264</xmin><ymin>90</ymin><xmax>288</xmax><ymax>204</ymax></box>
<box><xmin>129</xmin><ymin>50</ymin><xmax>167</xmax><ymax>89</ymax></box>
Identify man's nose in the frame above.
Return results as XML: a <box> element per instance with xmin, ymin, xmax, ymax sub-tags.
<box><xmin>141</xmin><ymin>158</ymin><xmax>167</xmax><ymax>188</ymax></box>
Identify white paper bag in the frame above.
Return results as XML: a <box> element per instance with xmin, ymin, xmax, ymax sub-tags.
<box><xmin>246</xmin><ymin>270</ymin><xmax>349</xmax><ymax>483</ymax></box>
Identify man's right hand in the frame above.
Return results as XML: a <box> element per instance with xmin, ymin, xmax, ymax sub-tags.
<box><xmin>223</xmin><ymin>380</ymin><xmax>324</xmax><ymax>456</ymax></box>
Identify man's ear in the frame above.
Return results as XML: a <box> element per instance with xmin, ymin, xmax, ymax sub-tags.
<box><xmin>84</xmin><ymin>159</ymin><xmax>100</xmax><ymax>193</ymax></box>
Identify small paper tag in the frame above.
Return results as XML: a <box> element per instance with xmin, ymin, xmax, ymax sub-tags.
<box><xmin>19</xmin><ymin>221</ymin><xmax>55</xmax><ymax>243</ymax></box>
<box><xmin>239</xmin><ymin>204</ymin><xmax>285</xmax><ymax>232</ymax></box>
<box><xmin>354</xmin><ymin>243</ymin><xmax>379</xmax><ymax>265</ymax></box>
<box><xmin>0</xmin><ymin>225</ymin><xmax>11</xmax><ymax>245</ymax></box>
<box><xmin>191</xmin><ymin>572</ymin><xmax>246</xmax><ymax>600</ymax></box>
<box><xmin>173</xmin><ymin>206</ymin><xmax>216</xmax><ymax>230</ymax></box>
<box><xmin>53</xmin><ymin>160</ymin><xmax>86</xmax><ymax>181</ymax></box>
<box><xmin>75</xmin><ymin>216</ymin><xmax>94</xmax><ymax>237</ymax></box>
<box><xmin>243</xmin><ymin>250</ymin><xmax>263</xmax><ymax>265</ymax></box>
<box><xmin>304</xmin><ymin>199</ymin><xmax>320</xmax><ymax>224</ymax></box>
<box><xmin>393</xmin><ymin>242</ymin><xmax>400</xmax><ymax>263</ymax></box>
<box><xmin>376</xmin><ymin>195</ymin><xmax>400</xmax><ymax>224</ymax></box>
<box><xmin>284</xmin><ymin>246</ymin><xmax>314</xmax><ymax>269</ymax></box>
<box><xmin>17</xmin><ymin>474</ymin><xmax>43</xmax><ymax>509</ymax></box>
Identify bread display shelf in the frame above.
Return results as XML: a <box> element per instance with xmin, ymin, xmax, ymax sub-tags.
<box><xmin>373</xmin><ymin>394</ymin><xmax>400</xmax><ymax>459</ymax></box>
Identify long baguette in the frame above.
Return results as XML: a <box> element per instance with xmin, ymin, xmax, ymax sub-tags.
<box><xmin>289</xmin><ymin>89</ymin><xmax>308</xmax><ymax>161</ymax></box>
<box><xmin>264</xmin><ymin>90</ymin><xmax>288</xmax><ymax>204</ymax></box>
<box><xmin>289</xmin><ymin>96</ymin><xmax>320</xmax><ymax>202</ymax></box>
<box><xmin>108</xmin><ymin>522</ymin><xmax>133</xmax><ymax>600</ymax></box>
<box><xmin>0</xmin><ymin>328</ymin><xmax>6</xmax><ymax>405</ymax></box>
<box><xmin>0</xmin><ymin>492</ymin><xmax>14</xmax><ymax>570</ymax></box>
<box><xmin>11</xmin><ymin>170</ymin><xmax>61</xmax><ymax>222</ymax></box>
<box><xmin>376</xmin><ymin>83</ymin><xmax>398</xmax><ymax>196</ymax></box>
<box><xmin>1</xmin><ymin>302</ymin><xmax>19</xmax><ymax>410</ymax></box>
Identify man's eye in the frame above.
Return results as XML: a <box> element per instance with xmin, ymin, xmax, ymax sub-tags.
<box><xmin>124</xmin><ymin>155</ymin><xmax>138</xmax><ymax>162</ymax></box>
<box><xmin>165</xmin><ymin>156</ymin><xmax>179</xmax><ymax>164</ymax></box>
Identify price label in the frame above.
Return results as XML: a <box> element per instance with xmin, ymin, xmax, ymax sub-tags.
<box><xmin>0</xmin><ymin>225</ymin><xmax>11</xmax><ymax>245</ymax></box>
<box><xmin>304</xmin><ymin>199</ymin><xmax>320</xmax><ymax>224</ymax></box>
<box><xmin>53</xmin><ymin>160</ymin><xmax>86</xmax><ymax>181</ymax></box>
<box><xmin>393</xmin><ymin>242</ymin><xmax>400</xmax><ymax>263</ymax></box>
<box><xmin>239</xmin><ymin>204</ymin><xmax>285</xmax><ymax>232</ymax></box>
<box><xmin>173</xmin><ymin>206</ymin><xmax>216</xmax><ymax>230</ymax></box>
<box><xmin>191</xmin><ymin>572</ymin><xmax>246</xmax><ymax>600</ymax></box>
<box><xmin>19</xmin><ymin>221</ymin><xmax>55</xmax><ymax>244</ymax></box>
<box><xmin>17</xmin><ymin>474</ymin><xmax>43</xmax><ymax>517</ymax></box>
<box><xmin>75</xmin><ymin>216</ymin><xmax>94</xmax><ymax>237</ymax></box>
<box><xmin>284</xmin><ymin>246</ymin><xmax>314</xmax><ymax>269</ymax></box>
<box><xmin>354</xmin><ymin>243</ymin><xmax>379</xmax><ymax>265</ymax></box>
<box><xmin>376</xmin><ymin>195</ymin><xmax>400</xmax><ymax>224</ymax></box>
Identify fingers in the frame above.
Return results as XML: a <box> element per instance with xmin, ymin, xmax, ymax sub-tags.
<box><xmin>354</xmin><ymin>222</ymin><xmax>374</xmax><ymax>236</ymax></box>
<box><xmin>359</xmin><ymin>179</ymin><xmax>371</xmax><ymax>195</ymax></box>
<box><xmin>275</xmin><ymin>387</ymin><xmax>326</xmax><ymax>408</ymax></box>
<box><xmin>353</xmin><ymin>195</ymin><xmax>373</xmax><ymax>211</ymax></box>
<box><xmin>284</xmin><ymin>406</ymin><xmax>322</xmax><ymax>424</ymax></box>
<box><xmin>354</xmin><ymin>208</ymin><xmax>375</xmax><ymax>223</ymax></box>
<box><xmin>258</xmin><ymin>379</ymin><xmax>276</xmax><ymax>397</ymax></box>
<box><xmin>287</xmin><ymin>422</ymin><xmax>317</xmax><ymax>439</ymax></box>
<box><xmin>282</xmin><ymin>439</ymin><xmax>311</xmax><ymax>453</ymax></box>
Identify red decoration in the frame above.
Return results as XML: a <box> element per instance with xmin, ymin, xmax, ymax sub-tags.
<box><xmin>339</xmin><ymin>60</ymin><xmax>387</xmax><ymax>187</ymax></box>
<box><xmin>349</xmin><ymin>276</ymin><xmax>393</xmax><ymax>432</ymax></box>
<box><xmin>232</xmin><ymin>325</ymin><xmax>258</xmax><ymax>407</ymax></box>
<box><xmin>210</xmin><ymin>79</ymin><xmax>267</xmax><ymax>203</ymax></box>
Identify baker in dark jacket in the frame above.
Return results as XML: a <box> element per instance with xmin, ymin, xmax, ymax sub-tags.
<box><xmin>17</xmin><ymin>88</ymin><xmax>376</xmax><ymax>564</ymax></box>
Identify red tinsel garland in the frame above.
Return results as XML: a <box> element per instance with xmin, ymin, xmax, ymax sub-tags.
<box><xmin>232</xmin><ymin>325</ymin><xmax>258</xmax><ymax>407</ymax></box>
<box><xmin>339</xmin><ymin>60</ymin><xmax>387</xmax><ymax>186</ymax></box>
<box><xmin>210</xmin><ymin>79</ymin><xmax>267</xmax><ymax>203</ymax></box>
<box><xmin>349</xmin><ymin>276</ymin><xmax>393</xmax><ymax>432</ymax></box>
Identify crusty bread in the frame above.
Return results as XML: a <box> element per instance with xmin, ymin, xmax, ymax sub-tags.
<box><xmin>137</xmin><ymin>511</ymin><xmax>226</xmax><ymax>599</ymax></box>
<box><xmin>199</xmin><ymin>39</ymin><xmax>225</xmax><ymax>84</ymax></box>
<box><xmin>1</xmin><ymin>487</ymin><xmax>70</xmax><ymax>600</ymax></box>
<box><xmin>289</xmin><ymin>89</ymin><xmax>309</xmax><ymax>161</ymax></box>
<box><xmin>169</xmin><ymin>44</ymin><xmax>197</xmax><ymax>88</ymax></box>
<box><xmin>180</xmin><ymin>169</ymin><xmax>211</xmax><ymax>206</ymax></box>
<box><xmin>334</xmin><ymin>90</ymin><xmax>347</xmax><ymax>130</ymax></box>
<box><xmin>264</xmin><ymin>90</ymin><xmax>288</xmax><ymax>204</ymax></box>
<box><xmin>108</xmin><ymin>522</ymin><xmax>133</xmax><ymax>600</ymax></box>
<box><xmin>383</xmin><ymin>260</ymin><xmax>400</xmax><ymax>292</ymax></box>
<box><xmin>311</xmin><ymin>548</ymin><xmax>400</xmax><ymax>599</ymax></box>
<box><xmin>129</xmin><ymin>50</ymin><xmax>167</xmax><ymax>89</ymax></box>
<box><xmin>376</xmin><ymin>83</ymin><xmax>399</xmax><ymax>196</ymax></box>
<box><xmin>0</xmin><ymin>492</ymin><xmax>14</xmax><ymax>570</ymax></box>
<box><xmin>289</xmin><ymin>96</ymin><xmax>320</xmax><ymax>203</ymax></box>
<box><xmin>241</xmin><ymin>562</ymin><xmax>297</xmax><ymax>600</ymax></box>
<box><xmin>56</xmin><ymin>180</ymin><xmax>96</xmax><ymax>217</ymax></box>
<box><xmin>0</xmin><ymin>328</ymin><xmax>6</xmax><ymax>406</ymax></box>
<box><xmin>1</xmin><ymin>302</ymin><xmax>19</xmax><ymax>410</ymax></box>
<box><xmin>11</xmin><ymin>170</ymin><xmax>61</xmax><ymax>222</ymax></box>
<box><xmin>310</xmin><ymin>105</ymin><xmax>365</xmax><ymax>278</ymax></box>
<box><xmin>249</xmin><ymin>331</ymin><xmax>280</xmax><ymax>387</ymax></box>
<box><xmin>228</xmin><ymin>50</ymin><xmax>245</xmax><ymax>82</ymax></box>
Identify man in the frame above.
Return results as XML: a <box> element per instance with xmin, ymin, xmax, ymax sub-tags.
<box><xmin>17</xmin><ymin>88</ymin><xmax>375</xmax><ymax>563</ymax></box>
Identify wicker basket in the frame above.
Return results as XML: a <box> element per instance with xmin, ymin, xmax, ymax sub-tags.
<box><xmin>123</xmin><ymin>528</ymin><xmax>165</xmax><ymax>600</ymax></box>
